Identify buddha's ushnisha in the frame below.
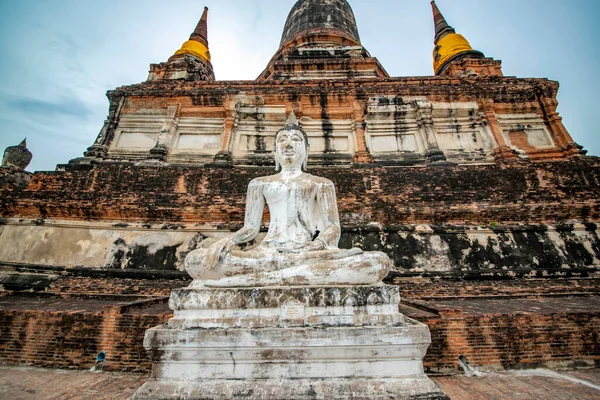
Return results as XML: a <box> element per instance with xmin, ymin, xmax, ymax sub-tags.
<box><xmin>185</xmin><ymin>112</ymin><xmax>391</xmax><ymax>287</ymax></box>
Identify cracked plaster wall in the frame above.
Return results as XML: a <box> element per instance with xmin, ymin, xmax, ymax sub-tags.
<box><xmin>0</xmin><ymin>223</ymin><xmax>202</xmax><ymax>270</ymax></box>
<box><xmin>0</xmin><ymin>221</ymin><xmax>597</xmax><ymax>273</ymax></box>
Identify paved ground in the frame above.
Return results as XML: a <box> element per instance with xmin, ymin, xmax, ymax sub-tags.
<box><xmin>0</xmin><ymin>366</ymin><xmax>146</xmax><ymax>400</ymax></box>
<box><xmin>0</xmin><ymin>365</ymin><xmax>599</xmax><ymax>399</ymax></box>
<box><xmin>433</xmin><ymin>369</ymin><xmax>600</xmax><ymax>400</ymax></box>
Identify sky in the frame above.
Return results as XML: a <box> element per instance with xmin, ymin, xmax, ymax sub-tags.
<box><xmin>0</xmin><ymin>0</ymin><xmax>598</xmax><ymax>172</ymax></box>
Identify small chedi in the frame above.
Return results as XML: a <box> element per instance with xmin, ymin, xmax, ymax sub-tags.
<box><xmin>133</xmin><ymin>114</ymin><xmax>447</xmax><ymax>399</ymax></box>
<box><xmin>0</xmin><ymin>139</ymin><xmax>33</xmax><ymax>190</ymax></box>
<box><xmin>1</xmin><ymin>139</ymin><xmax>32</xmax><ymax>171</ymax></box>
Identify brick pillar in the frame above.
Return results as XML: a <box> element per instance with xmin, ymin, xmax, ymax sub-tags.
<box><xmin>480</xmin><ymin>100</ymin><xmax>519</xmax><ymax>163</ymax></box>
<box><xmin>352</xmin><ymin>100</ymin><xmax>373</xmax><ymax>164</ymax></box>
<box><xmin>212</xmin><ymin>104</ymin><xmax>238</xmax><ymax>167</ymax></box>
<box><xmin>414</xmin><ymin>100</ymin><xmax>447</xmax><ymax>163</ymax></box>
<box><xmin>149</xmin><ymin>105</ymin><xmax>179</xmax><ymax>162</ymax></box>
<box><xmin>539</xmin><ymin>96</ymin><xmax>585</xmax><ymax>157</ymax></box>
<box><xmin>84</xmin><ymin>95</ymin><xmax>126</xmax><ymax>159</ymax></box>
<box><xmin>97</xmin><ymin>305</ymin><xmax>122</xmax><ymax>370</ymax></box>
<box><xmin>221</xmin><ymin>115</ymin><xmax>235</xmax><ymax>152</ymax></box>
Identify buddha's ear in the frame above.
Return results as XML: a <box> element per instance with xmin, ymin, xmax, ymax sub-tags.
<box><xmin>273</xmin><ymin>135</ymin><xmax>280</xmax><ymax>171</ymax></box>
<box><xmin>303</xmin><ymin>139</ymin><xmax>310</xmax><ymax>171</ymax></box>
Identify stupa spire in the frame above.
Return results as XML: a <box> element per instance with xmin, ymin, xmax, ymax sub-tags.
<box><xmin>171</xmin><ymin>6</ymin><xmax>211</xmax><ymax>65</ymax></box>
<box><xmin>431</xmin><ymin>1</ymin><xmax>455</xmax><ymax>44</ymax></box>
<box><xmin>430</xmin><ymin>1</ymin><xmax>484</xmax><ymax>75</ymax></box>
<box><xmin>190</xmin><ymin>6</ymin><xmax>209</xmax><ymax>47</ymax></box>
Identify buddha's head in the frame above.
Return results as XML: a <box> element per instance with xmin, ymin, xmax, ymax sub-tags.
<box><xmin>274</xmin><ymin>112</ymin><xmax>309</xmax><ymax>171</ymax></box>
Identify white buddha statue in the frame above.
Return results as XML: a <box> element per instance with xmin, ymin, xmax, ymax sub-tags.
<box><xmin>185</xmin><ymin>112</ymin><xmax>392</xmax><ymax>287</ymax></box>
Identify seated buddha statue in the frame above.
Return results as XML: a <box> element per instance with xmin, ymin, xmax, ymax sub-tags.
<box><xmin>185</xmin><ymin>112</ymin><xmax>392</xmax><ymax>287</ymax></box>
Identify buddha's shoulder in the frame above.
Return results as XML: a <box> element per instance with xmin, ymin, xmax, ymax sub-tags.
<box><xmin>248</xmin><ymin>174</ymin><xmax>278</xmax><ymax>186</ymax></box>
<box><xmin>303</xmin><ymin>174</ymin><xmax>334</xmax><ymax>187</ymax></box>
<box><xmin>248</xmin><ymin>173</ymin><xmax>334</xmax><ymax>186</ymax></box>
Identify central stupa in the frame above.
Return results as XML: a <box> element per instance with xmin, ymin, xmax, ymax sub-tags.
<box><xmin>280</xmin><ymin>0</ymin><xmax>361</xmax><ymax>46</ymax></box>
<box><xmin>258</xmin><ymin>0</ymin><xmax>388</xmax><ymax>81</ymax></box>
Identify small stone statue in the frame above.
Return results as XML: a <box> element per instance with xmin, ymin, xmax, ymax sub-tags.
<box><xmin>185</xmin><ymin>112</ymin><xmax>391</xmax><ymax>287</ymax></box>
<box><xmin>2</xmin><ymin>139</ymin><xmax>33</xmax><ymax>170</ymax></box>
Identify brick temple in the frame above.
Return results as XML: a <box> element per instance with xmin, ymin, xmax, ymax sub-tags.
<box><xmin>0</xmin><ymin>0</ymin><xmax>598</xmax><ymax>377</ymax></box>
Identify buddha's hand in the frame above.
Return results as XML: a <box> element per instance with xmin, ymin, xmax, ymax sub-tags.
<box><xmin>287</xmin><ymin>240</ymin><xmax>325</xmax><ymax>253</ymax></box>
<box><xmin>204</xmin><ymin>237</ymin><xmax>235</xmax><ymax>270</ymax></box>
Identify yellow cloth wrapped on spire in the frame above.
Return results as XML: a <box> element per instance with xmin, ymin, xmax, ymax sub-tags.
<box><xmin>433</xmin><ymin>33</ymin><xmax>474</xmax><ymax>74</ymax></box>
<box><xmin>174</xmin><ymin>40</ymin><xmax>211</xmax><ymax>63</ymax></box>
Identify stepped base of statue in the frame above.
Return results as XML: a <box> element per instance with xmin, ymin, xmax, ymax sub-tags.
<box><xmin>132</xmin><ymin>285</ymin><xmax>447</xmax><ymax>400</ymax></box>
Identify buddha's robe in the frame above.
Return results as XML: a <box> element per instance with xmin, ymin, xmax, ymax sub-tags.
<box><xmin>185</xmin><ymin>173</ymin><xmax>391</xmax><ymax>287</ymax></box>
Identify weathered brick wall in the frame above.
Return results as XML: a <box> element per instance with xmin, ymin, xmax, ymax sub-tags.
<box><xmin>398</xmin><ymin>278</ymin><xmax>600</xmax><ymax>373</ymax></box>
<box><xmin>0</xmin><ymin>310</ymin><xmax>103</xmax><ymax>368</ymax></box>
<box><xmin>0</xmin><ymin>168</ymin><xmax>32</xmax><ymax>191</ymax></box>
<box><xmin>98</xmin><ymin>303</ymin><xmax>170</xmax><ymax>372</ymax></box>
<box><xmin>0</xmin><ymin>296</ymin><xmax>170</xmax><ymax>372</ymax></box>
<box><xmin>2</xmin><ymin>159</ymin><xmax>599</xmax><ymax>225</ymax></box>
<box><xmin>412</xmin><ymin>301</ymin><xmax>600</xmax><ymax>373</ymax></box>
<box><xmin>394</xmin><ymin>276</ymin><xmax>600</xmax><ymax>373</ymax></box>
<box><xmin>2</xmin><ymin>301</ymin><xmax>597</xmax><ymax>375</ymax></box>
<box><xmin>1</xmin><ymin>275</ymin><xmax>598</xmax><ymax>374</ymax></box>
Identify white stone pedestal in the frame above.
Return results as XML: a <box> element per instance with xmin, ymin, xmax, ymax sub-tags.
<box><xmin>132</xmin><ymin>285</ymin><xmax>448</xmax><ymax>399</ymax></box>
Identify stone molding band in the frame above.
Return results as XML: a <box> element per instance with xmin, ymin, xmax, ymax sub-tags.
<box><xmin>169</xmin><ymin>285</ymin><xmax>400</xmax><ymax>311</ymax></box>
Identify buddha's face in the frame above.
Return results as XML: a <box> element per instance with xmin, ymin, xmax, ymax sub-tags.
<box><xmin>275</xmin><ymin>129</ymin><xmax>307</xmax><ymax>169</ymax></box>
